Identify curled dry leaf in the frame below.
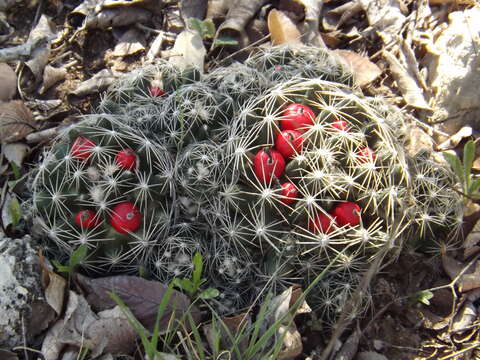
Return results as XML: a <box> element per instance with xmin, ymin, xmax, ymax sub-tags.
<box><xmin>464</xmin><ymin>217</ymin><xmax>480</xmax><ymax>258</ymax></box>
<box><xmin>38</xmin><ymin>251</ymin><xmax>66</xmax><ymax>316</ymax></box>
<box><xmin>451</xmin><ymin>301</ymin><xmax>477</xmax><ymax>332</ymax></box>
<box><xmin>268</xmin><ymin>9</ymin><xmax>302</xmax><ymax>46</ymax></box>
<box><xmin>333</xmin><ymin>49</ymin><xmax>382</xmax><ymax>87</ymax></box>
<box><xmin>74</xmin><ymin>274</ymin><xmax>200</xmax><ymax>332</ymax></box>
<box><xmin>39</xmin><ymin>65</ymin><xmax>67</xmax><ymax>94</ymax></box>
<box><xmin>359</xmin><ymin>0</ymin><xmax>405</xmax><ymax>45</ymax></box>
<box><xmin>112</xmin><ymin>28</ymin><xmax>146</xmax><ymax>57</ymax></box>
<box><xmin>0</xmin><ymin>100</ymin><xmax>36</xmax><ymax>143</ymax></box>
<box><xmin>70</xmin><ymin>69</ymin><xmax>119</xmax><ymax>97</ymax></box>
<box><xmin>204</xmin><ymin>313</ymin><xmax>252</xmax><ymax>354</ymax></box>
<box><xmin>215</xmin><ymin>0</ymin><xmax>268</xmax><ymax>47</ymax></box>
<box><xmin>436</xmin><ymin>126</ymin><xmax>472</xmax><ymax>151</ymax></box>
<box><xmin>383</xmin><ymin>50</ymin><xmax>431</xmax><ymax>110</ymax></box>
<box><xmin>0</xmin><ymin>63</ymin><xmax>17</xmax><ymax>101</ymax></box>
<box><xmin>334</xmin><ymin>326</ymin><xmax>361</xmax><ymax>360</ymax></box>
<box><xmin>24</xmin><ymin>15</ymin><xmax>56</xmax><ymax>81</ymax></box>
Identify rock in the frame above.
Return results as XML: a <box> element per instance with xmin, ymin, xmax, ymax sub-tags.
<box><xmin>426</xmin><ymin>7</ymin><xmax>480</xmax><ymax>142</ymax></box>
<box><xmin>0</xmin><ymin>235</ymin><xmax>54</xmax><ymax>349</ymax></box>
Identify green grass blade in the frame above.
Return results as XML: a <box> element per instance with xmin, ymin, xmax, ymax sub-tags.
<box><xmin>463</xmin><ymin>140</ymin><xmax>475</xmax><ymax>190</ymax></box>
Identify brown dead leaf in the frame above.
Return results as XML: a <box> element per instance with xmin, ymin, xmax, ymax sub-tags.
<box><xmin>458</xmin><ymin>260</ymin><xmax>480</xmax><ymax>292</ymax></box>
<box><xmin>0</xmin><ymin>63</ymin><xmax>17</xmax><ymax>101</ymax></box>
<box><xmin>383</xmin><ymin>50</ymin><xmax>431</xmax><ymax>110</ymax></box>
<box><xmin>42</xmin><ymin>291</ymin><xmax>137</xmax><ymax>359</ymax></box>
<box><xmin>112</xmin><ymin>28</ymin><xmax>146</xmax><ymax>57</ymax></box>
<box><xmin>39</xmin><ymin>65</ymin><xmax>67</xmax><ymax>94</ymax></box>
<box><xmin>74</xmin><ymin>274</ymin><xmax>200</xmax><ymax>332</ymax></box>
<box><xmin>0</xmin><ymin>100</ymin><xmax>36</xmax><ymax>143</ymax></box>
<box><xmin>333</xmin><ymin>49</ymin><xmax>382</xmax><ymax>87</ymax></box>
<box><xmin>436</xmin><ymin>126</ymin><xmax>473</xmax><ymax>151</ymax></box>
<box><xmin>464</xmin><ymin>217</ymin><xmax>480</xmax><ymax>258</ymax></box>
<box><xmin>442</xmin><ymin>252</ymin><xmax>467</xmax><ymax>281</ymax></box>
<box><xmin>70</xmin><ymin>69</ymin><xmax>119</xmax><ymax>97</ymax></box>
<box><xmin>1</xmin><ymin>142</ymin><xmax>30</xmax><ymax>167</ymax></box>
<box><xmin>451</xmin><ymin>301</ymin><xmax>477</xmax><ymax>332</ymax></box>
<box><xmin>268</xmin><ymin>9</ymin><xmax>302</xmax><ymax>46</ymax></box>
<box><xmin>334</xmin><ymin>325</ymin><xmax>361</xmax><ymax>360</ymax></box>
<box><xmin>39</xmin><ymin>250</ymin><xmax>67</xmax><ymax>315</ymax></box>
<box><xmin>204</xmin><ymin>313</ymin><xmax>252</xmax><ymax>354</ymax></box>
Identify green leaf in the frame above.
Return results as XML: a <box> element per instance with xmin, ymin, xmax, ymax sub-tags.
<box><xmin>68</xmin><ymin>244</ymin><xmax>88</xmax><ymax>271</ymax></box>
<box><xmin>464</xmin><ymin>140</ymin><xmax>476</xmax><ymax>189</ymax></box>
<box><xmin>10</xmin><ymin>162</ymin><xmax>21</xmax><ymax>180</ymax></box>
<box><xmin>173</xmin><ymin>278</ymin><xmax>194</xmax><ymax>295</ymax></box>
<box><xmin>443</xmin><ymin>151</ymin><xmax>465</xmax><ymax>186</ymax></box>
<box><xmin>8</xmin><ymin>195</ymin><xmax>21</xmax><ymax>228</ymax></box>
<box><xmin>202</xmin><ymin>19</ymin><xmax>216</xmax><ymax>39</ymax></box>
<box><xmin>416</xmin><ymin>290</ymin><xmax>434</xmax><ymax>306</ymax></box>
<box><xmin>192</xmin><ymin>252</ymin><xmax>203</xmax><ymax>287</ymax></box>
<box><xmin>188</xmin><ymin>18</ymin><xmax>205</xmax><ymax>37</ymax></box>
<box><xmin>214</xmin><ymin>35</ymin><xmax>239</xmax><ymax>47</ymax></box>
<box><xmin>199</xmin><ymin>287</ymin><xmax>219</xmax><ymax>299</ymax></box>
<box><xmin>468</xmin><ymin>177</ymin><xmax>480</xmax><ymax>196</ymax></box>
<box><xmin>52</xmin><ymin>260</ymin><xmax>70</xmax><ymax>273</ymax></box>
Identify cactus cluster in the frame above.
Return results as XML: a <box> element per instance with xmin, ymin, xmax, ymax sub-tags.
<box><xmin>30</xmin><ymin>46</ymin><xmax>463</xmax><ymax>322</ymax></box>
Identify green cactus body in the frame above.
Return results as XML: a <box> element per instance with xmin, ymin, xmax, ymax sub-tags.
<box><xmin>30</xmin><ymin>46</ymin><xmax>463</xmax><ymax>319</ymax></box>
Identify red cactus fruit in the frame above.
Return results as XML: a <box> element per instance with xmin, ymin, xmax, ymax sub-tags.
<box><xmin>115</xmin><ymin>149</ymin><xmax>137</xmax><ymax>171</ymax></box>
<box><xmin>275</xmin><ymin>130</ymin><xmax>304</xmax><ymax>159</ymax></box>
<box><xmin>71</xmin><ymin>137</ymin><xmax>96</xmax><ymax>161</ymax></box>
<box><xmin>74</xmin><ymin>209</ymin><xmax>100</xmax><ymax>228</ymax></box>
<box><xmin>356</xmin><ymin>147</ymin><xmax>377</xmax><ymax>163</ymax></box>
<box><xmin>331</xmin><ymin>119</ymin><xmax>349</xmax><ymax>132</ymax></box>
<box><xmin>149</xmin><ymin>86</ymin><xmax>165</xmax><ymax>97</ymax></box>
<box><xmin>280</xmin><ymin>182</ymin><xmax>298</xmax><ymax>205</ymax></box>
<box><xmin>332</xmin><ymin>202</ymin><xmax>361</xmax><ymax>227</ymax></box>
<box><xmin>110</xmin><ymin>202</ymin><xmax>141</xmax><ymax>234</ymax></box>
<box><xmin>253</xmin><ymin>148</ymin><xmax>286</xmax><ymax>183</ymax></box>
<box><xmin>308</xmin><ymin>212</ymin><xmax>336</xmax><ymax>234</ymax></box>
<box><xmin>280</xmin><ymin>103</ymin><xmax>315</xmax><ymax>133</ymax></box>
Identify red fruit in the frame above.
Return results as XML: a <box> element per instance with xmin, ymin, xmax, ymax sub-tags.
<box><xmin>115</xmin><ymin>149</ymin><xmax>137</xmax><ymax>171</ymax></box>
<box><xmin>149</xmin><ymin>86</ymin><xmax>165</xmax><ymax>97</ymax></box>
<box><xmin>280</xmin><ymin>182</ymin><xmax>298</xmax><ymax>205</ymax></box>
<box><xmin>110</xmin><ymin>202</ymin><xmax>141</xmax><ymax>234</ymax></box>
<box><xmin>331</xmin><ymin>120</ymin><xmax>349</xmax><ymax>132</ymax></box>
<box><xmin>308</xmin><ymin>213</ymin><xmax>335</xmax><ymax>234</ymax></box>
<box><xmin>275</xmin><ymin>130</ymin><xmax>304</xmax><ymax>159</ymax></box>
<box><xmin>71</xmin><ymin>137</ymin><xmax>96</xmax><ymax>161</ymax></box>
<box><xmin>74</xmin><ymin>209</ymin><xmax>100</xmax><ymax>229</ymax></box>
<box><xmin>280</xmin><ymin>103</ymin><xmax>315</xmax><ymax>133</ymax></box>
<box><xmin>356</xmin><ymin>147</ymin><xmax>377</xmax><ymax>163</ymax></box>
<box><xmin>254</xmin><ymin>148</ymin><xmax>286</xmax><ymax>183</ymax></box>
<box><xmin>332</xmin><ymin>202</ymin><xmax>361</xmax><ymax>227</ymax></box>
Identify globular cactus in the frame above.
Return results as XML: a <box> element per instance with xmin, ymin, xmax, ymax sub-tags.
<box><xmin>30</xmin><ymin>116</ymin><xmax>176</xmax><ymax>273</ymax></box>
<box><xmin>30</xmin><ymin>45</ymin><xmax>463</xmax><ymax>322</ymax></box>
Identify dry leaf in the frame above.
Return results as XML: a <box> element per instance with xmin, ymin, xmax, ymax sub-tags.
<box><xmin>268</xmin><ymin>9</ymin><xmax>302</xmax><ymax>46</ymax></box>
<box><xmin>24</xmin><ymin>15</ymin><xmax>56</xmax><ymax>81</ymax></box>
<box><xmin>464</xmin><ymin>215</ymin><xmax>480</xmax><ymax>258</ymax></box>
<box><xmin>0</xmin><ymin>100</ymin><xmax>36</xmax><ymax>143</ymax></box>
<box><xmin>357</xmin><ymin>352</ymin><xmax>388</xmax><ymax>360</ymax></box>
<box><xmin>451</xmin><ymin>301</ymin><xmax>477</xmax><ymax>332</ymax></box>
<box><xmin>359</xmin><ymin>0</ymin><xmax>405</xmax><ymax>45</ymax></box>
<box><xmin>74</xmin><ymin>274</ymin><xmax>199</xmax><ymax>332</ymax></box>
<box><xmin>204</xmin><ymin>313</ymin><xmax>252</xmax><ymax>355</ymax></box>
<box><xmin>42</xmin><ymin>291</ymin><xmax>138</xmax><ymax>359</ymax></box>
<box><xmin>383</xmin><ymin>50</ymin><xmax>431</xmax><ymax>110</ymax></box>
<box><xmin>1</xmin><ymin>142</ymin><xmax>30</xmax><ymax>167</ymax></box>
<box><xmin>333</xmin><ymin>49</ymin><xmax>382</xmax><ymax>87</ymax></box>
<box><xmin>168</xmin><ymin>30</ymin><xmax>206</xmax><ymax>72</ymax></box>
<box><xmin>39</xmin><ymin>65</ymin><xmax>67</xmax><ymax>94</ymax></box>
<box><xmin>0</xmin><ymin>63</ymin><xmax>17</xmax><ymax>101</ymax></box>
<box><xmin>70</xmin><ymin>69</ymin><xmax>119</xmax><ymax>97</ymax></box>
<box><xmin>436</xmin><ymin>126</ymin><xmax>472</xmax><ymax>151</ymax></box>
<box><xmin>458</xmin><ymin>261</ymin><xmax>480</xmax><ymax>292</ymax></box>
<box><xmin>39</xmin><ymin>251</ymin><xmax>67</xmax><ymax>316</ymax></box>
<box><xmin>112</xmin><ymin>28</ymin><xmax>146</xmax><ymax>57</ymax></box>
<box><xmin>86</xmin><ymin>8</ymin><xmax>152</xmax><ymax>29</ymax></box>
<box><xmin>0</xmin><ymin>350</ymin><xmax>18</xmax><ymax>360</ymax></box>
<box><xmin>442</xmin><ymin>252</ymin><xmax>466</xmax><ymax>281</ymax></box>
<box><xmin>215</xmin><ymin>0</ymin><xmax>268</xmax><ymax>48</ymax></box>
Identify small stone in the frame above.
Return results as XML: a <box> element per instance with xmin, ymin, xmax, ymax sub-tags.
<box><xmin>0</xmin><ymin>235</ymin><xmax>54</xmax><ymax>348</ymax></box>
